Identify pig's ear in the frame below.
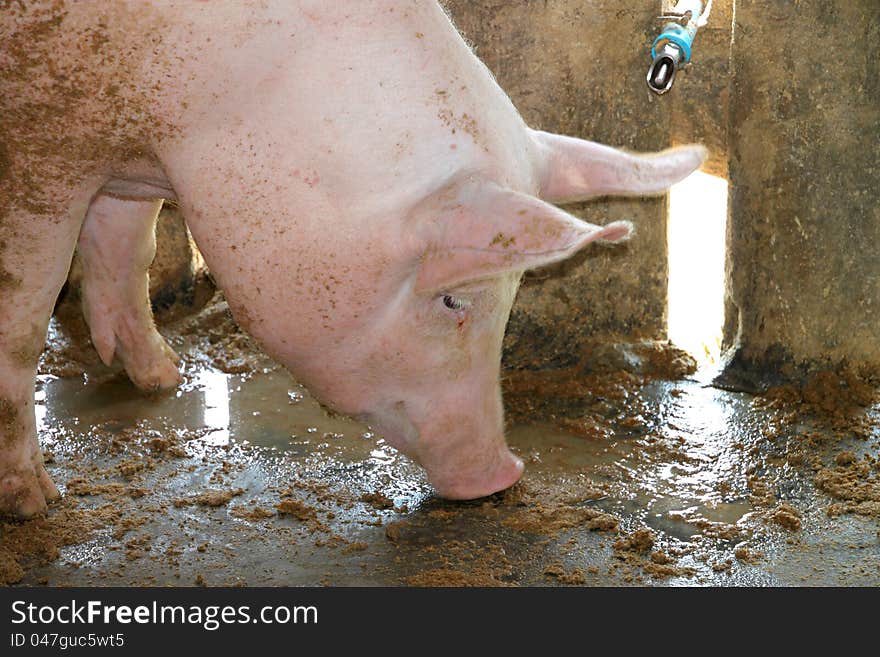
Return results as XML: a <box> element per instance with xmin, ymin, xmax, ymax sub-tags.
<box><xmin>415</xmin><ymin>183</ymin><xmax>631</xmax><ymax>293</ymax></box>
<box><xmin>532</xmin><ymin>129</ymin><xmax>707</xmax><ymax>204</ymax></box>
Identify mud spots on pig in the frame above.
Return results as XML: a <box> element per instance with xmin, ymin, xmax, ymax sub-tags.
<box><xmin>0</xmin><ymin>142</ymin><xmax>11</xmax><ymax>182</ymax></box>
<box><xmin>224</xmin><ymin>298</ymin><xmax>256</xmax><ymax>334</ymax></box>
<box><xmin>291</xmin><ymin>168</ymin><xmax>321</xmax><ymax>189</ymax></box>
<box><xmin>0</xmin><ymin>266</ymin><xmax>23</xmax><ymax>292</ymax></box>
<box><xmin>489</xmin><ymin>232</ymin><xmax>517</xmax><ymax>249</ymax></box>
<box><xmin>0</xmin><ymin>1</ymin><xmax>67</xmax><ymax>41</ymax></box>
<box><xmin>0</xmin><ymin>228</ymin><xmax>22</xmax><ymax>292</ymax></box>
<box><xmin>9</xmin><ymin>321</ymin><xmax>49</xmax><ymax>368</ymax></box>
<box><xmin>0</xmin><ymin>0</ymin><xmax>180</xmax><ymax>216</ymax></box>
<box><xmin>0</xmin><ymin>466</ymin><xmax>48</xmax><ymax>520</ymax></box>
<box><xmin>429</xmin><ymin>82</ymin><xmax>485</xmax><ymax>150</ymax></box>
<box><xmin>0</xmin><ymin>398</ymin><xmax>22</xmax><ymax>440</ymax></box>
<box><xmin>392</xmin><ymin>130</ymin><xmax>416</xmax><ymax>161</ymax></box>
<box><xmin>437</xmin><ymin>108</ymin><xmax>486</xmax><ymax>152</ymax></box>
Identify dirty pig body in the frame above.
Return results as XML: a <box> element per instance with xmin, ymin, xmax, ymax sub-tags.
<box><xmin>0</xmin><ymin>1</ymin><xmax>705</xmax><ymax>517</ymax></box>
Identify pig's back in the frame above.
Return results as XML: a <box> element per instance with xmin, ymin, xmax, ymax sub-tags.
<box><xmin>1</xmin><ymin>1</ymin><xmax>537</xmax><ymax>217</ymax></box>
<box><xmin>0</xmin><ymin>1</ymin><xmax>180</xmax><ymax>209</ymax></box>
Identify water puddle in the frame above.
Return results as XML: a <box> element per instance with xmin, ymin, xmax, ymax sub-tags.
<box><xmin>35</xmin><ymin>366</ymin><xmax>756</xmax><ymax>544</ymax></box>
<box><xmin>505</xmin><ymin>412</ymin><xmax>753</xmax><ymax>540</ymax></box>
<box><xmin>38</xmin><ymin>367</ymin><xmax>382</xmax><ymax>459</ymax></box>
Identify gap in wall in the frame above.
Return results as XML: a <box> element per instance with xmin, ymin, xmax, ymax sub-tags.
<box><xmin>667</xmin><ymin>171</ymin><xmax>729</xmax><ymax>371</ymax></box>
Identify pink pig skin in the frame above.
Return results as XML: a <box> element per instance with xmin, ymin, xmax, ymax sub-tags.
<box><xmin>0</xmin><ymin>1</ymin><xmax>705</xmax><ymax>517</ymax></box>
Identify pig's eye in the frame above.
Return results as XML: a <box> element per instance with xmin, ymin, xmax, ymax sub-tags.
<box><xmin>442</xmin><ymin>294</ymin><xmax>466</xmax><ymax>311</ymax></box>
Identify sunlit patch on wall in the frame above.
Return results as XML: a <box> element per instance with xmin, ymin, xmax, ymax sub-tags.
<box><xmin>668</xmin><ymin>171</ymin><xmax>728</xmax><ymax>369</ymax></box>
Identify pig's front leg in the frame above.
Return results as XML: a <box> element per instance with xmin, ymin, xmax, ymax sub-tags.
<box><xmin>78</xmin><ymin>196</ymin><xmax>182</xmax><ymax>391</ymax></box>
<box><xmin>0</xmin><ymin>383</ymin><xmax>57</xmax><ymax>519</ymax></box>
<box><xmin>0</xmin><ymin>194</ymin><xmax>85</xmax><ymax>518</ymax></box>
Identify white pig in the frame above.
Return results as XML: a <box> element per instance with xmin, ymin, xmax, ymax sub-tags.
<box><xmin>0</xmin><ymin>1</ymin><xmax>705</xmax><ymax>517</ymax></box>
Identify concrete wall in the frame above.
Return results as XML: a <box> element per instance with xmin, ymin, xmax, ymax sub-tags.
<box><xmin>443</xmin><ymin>1</ymin><xmax>676</xmax><ymax>369</ymax></box>
<box><xmin>447</xmin><ymin>0</ymin><xmax>880</xmax><ymax>383</ymax></box>
<box><xmin>666</xmin><ymin>0</ymin><xmax>734</xmax><ymax>179</ymax></box>
<box><xmin>721</xmin><ymin>0</ymin><xmax>880</xmax><ymax>388</ymax></box>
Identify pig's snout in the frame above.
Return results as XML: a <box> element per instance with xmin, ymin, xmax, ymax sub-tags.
<box><xmin>426</xmin><ymin>447</ymin><xmax>524</xmax><ymax>501</ymax></box>
<box><xmin>364</xmin><ymin>403</ymin><xmax>524</xmax><ymax>500</ymax></box>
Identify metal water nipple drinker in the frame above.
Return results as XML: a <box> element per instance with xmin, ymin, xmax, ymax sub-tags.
<box><xmin>647</xmin><ymin>0</ymin><xmax>712</xmax><ymax>94</ymax></box>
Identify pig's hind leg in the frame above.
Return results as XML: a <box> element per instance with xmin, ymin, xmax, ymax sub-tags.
<box><xmin>78</xmin><ymin>196</ymin><xmax>182</xmax><ymax>392</ymax></box>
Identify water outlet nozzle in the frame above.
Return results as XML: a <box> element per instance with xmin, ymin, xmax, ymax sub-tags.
<box><xmin>647</xmin><ymin>0</ymin><xmax>712</xmax><ymax>95</ymax></box>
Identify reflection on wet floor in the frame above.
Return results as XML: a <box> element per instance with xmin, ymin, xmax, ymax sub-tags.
<box><xmin>18</xmin><ymin>356</ymin><xmax>880</xmax><ymax>586</ymax></box>
<box><xmin>40</xmin><ymin>368</ymin><xmax>374</xmax><ymax>453</ymax></box>
<box><xmin>37</xmin><ymin>367</ymin><xmax>754</xmax><ymax>535</ymax></box>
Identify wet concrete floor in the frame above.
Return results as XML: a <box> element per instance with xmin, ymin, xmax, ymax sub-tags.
<box><xmin>4</xmin><ymin>306</ymin><xmax>879</xmax><ymax>587</ymax></box>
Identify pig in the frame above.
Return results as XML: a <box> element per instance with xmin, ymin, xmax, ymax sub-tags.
<box><xmin>0</xmin><ymin>1</ymin><xmax>705</xmax><ymax>518</ymax></box>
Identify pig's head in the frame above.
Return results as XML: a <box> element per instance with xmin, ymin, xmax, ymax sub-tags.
<box><xmin>296</xmin><ymin>132</ymin><xmax>707</xmax><ymax>500</ymax></box>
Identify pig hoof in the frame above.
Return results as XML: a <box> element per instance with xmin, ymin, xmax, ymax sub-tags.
<box><xmin>111</xmin><ymin>329</ymin><xmax>182</xmax><ymax>392</ymax></box>
<box><xmin>84</xmin><ymin>301</ymin><xmax>182</xmax><ymax>392</ymax></box>
<box><xmin>0</xmin><ymin>466</ymin><xmax>55</xmax><ymax>520</ymax></box>
<box><xmin>37</xmin><ymin>464</ymin><xmax>61</xmax><ymax>502</ymax></box>
<box><xmin>125</xmin><ymin>343</ymin><xmax>183</xmax><ymax>392</ymax></box>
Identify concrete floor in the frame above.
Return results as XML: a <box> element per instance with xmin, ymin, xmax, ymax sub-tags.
<box><xmin>3</xmin><ymin>301</ymin><xmax>879</xmax><ymax>587</ymax></box>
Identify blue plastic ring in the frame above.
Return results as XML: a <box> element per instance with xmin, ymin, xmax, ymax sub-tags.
<box><xmin>651</xmin><ymin>24</ymin><xmax>693</xmax><ymax>63</ymax></box>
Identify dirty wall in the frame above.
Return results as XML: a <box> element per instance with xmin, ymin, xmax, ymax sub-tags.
<box><xmin>449</xmin><ymin>0</ymin><xmax>880</xmax><ymax>383</ymax></box>
<box><xmin>722</xmin><ymin>0</ymin><xmax>880</xmax><ymax>388</ymax></box>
